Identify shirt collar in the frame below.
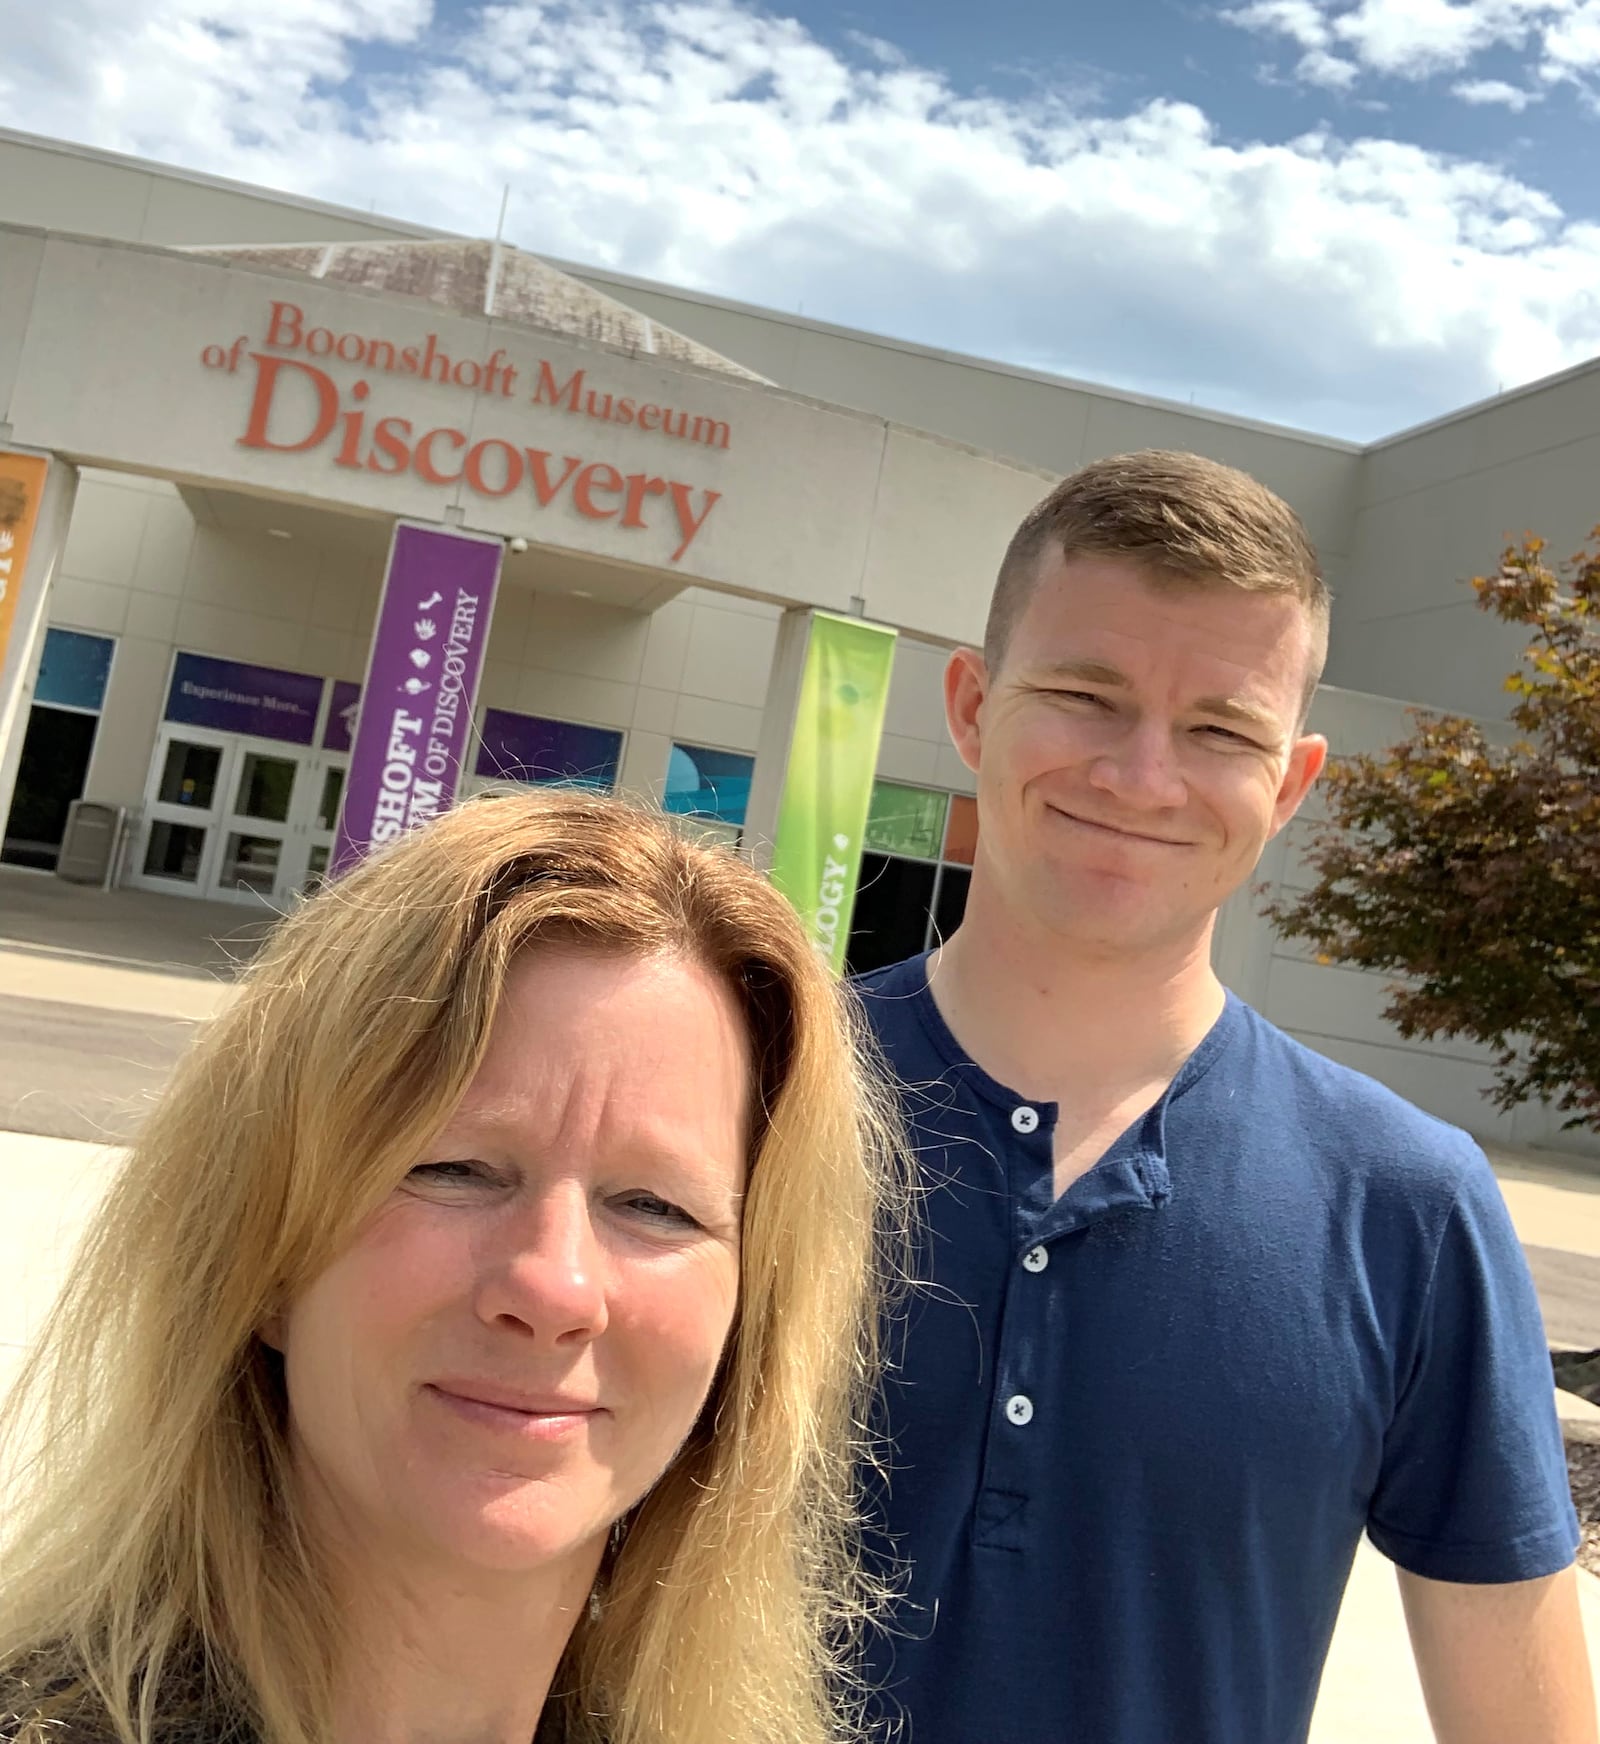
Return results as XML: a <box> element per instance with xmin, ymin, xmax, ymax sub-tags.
<box><xmin>891</xmin><ymin>949</ymin><xmax>1243</xmax><ymax>1221</ymax></box>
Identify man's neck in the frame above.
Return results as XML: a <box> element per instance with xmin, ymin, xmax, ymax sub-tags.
<box><xmin>929</xmin><ymin>887</ymin><xmax>1226</xmax><ymax>1109</ymax></box>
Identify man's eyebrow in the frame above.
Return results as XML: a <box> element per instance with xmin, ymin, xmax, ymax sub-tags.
<box><xmin>1035</xmin><ymin>660</ymin><xmax>1282</xmax><ymax>736</ymax></box>
<box><xmin>1035</xmin><ymin>658</ymin><xmax>1130</xmax><ymax>687</ymax></box>
<box><xmin>1192</xmin><ymin>695</ymin><xmax>1281</xmax><ymax>735</ymax></box>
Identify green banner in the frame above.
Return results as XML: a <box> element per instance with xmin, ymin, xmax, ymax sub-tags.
<box><xmin>769</xmin><ymin>612</ymin><xmax>898</xmax><ymax>971</ymax></box>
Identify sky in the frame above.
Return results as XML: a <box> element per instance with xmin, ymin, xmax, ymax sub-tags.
<box><xmin>5</xmin><ymin>0</ymin><xmax>1600</xmax><ymax>440</ymax></box>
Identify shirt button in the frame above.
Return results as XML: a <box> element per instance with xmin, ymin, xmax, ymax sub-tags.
<box><xmin>1011</xmin><ymin>1105</ymin><xmax>1040</xmax><ymax>1134</ymax></box>
<box><xmin>1022</xmin><ymin>1245</ymin><xmax>1049</xmax><ymax>1273</ymax></box>
<box><xmin>1005</xmin><ymin>1393</ymin><xmax>1035</xmax><ymax>1426</ymax></box>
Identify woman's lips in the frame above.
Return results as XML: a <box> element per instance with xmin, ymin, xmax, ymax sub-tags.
<box><xmin>425</xmin><ymin>1381</ymin><xmax>604</xmax><ymax>1439</ymax></box>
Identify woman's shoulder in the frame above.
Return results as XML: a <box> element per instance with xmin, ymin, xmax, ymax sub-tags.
<box><xmin>0</xmin><ymin>1662</ymin><xmax>257</xmax><ymax>1744</ymax></box>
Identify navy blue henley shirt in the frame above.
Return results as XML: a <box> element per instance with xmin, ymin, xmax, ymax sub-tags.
<box><xmin>856</xmin><ymin>951</ymin><xmax>1578</xmax><ymax>1744</ymax></box>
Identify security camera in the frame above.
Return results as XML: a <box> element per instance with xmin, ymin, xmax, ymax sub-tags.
<box><xmin>507</xmin><ymin>536</ymin><xmax>530</xmax><ymax>554</ymax></box>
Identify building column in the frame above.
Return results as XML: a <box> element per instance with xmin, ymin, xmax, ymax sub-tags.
<box><xmin>742</xmin><ymin>606</ymin><xmax>812</xmax><ymax>871</ymax></box>
<box><xmin>743</xmin><ymin>606</ymin><xmax>897</xmax><ymax>968</ymax></box>
<box><xmin>0</xmin><ymin>448</ymin><xmax>78</xmax><ymax>833</ymax></box>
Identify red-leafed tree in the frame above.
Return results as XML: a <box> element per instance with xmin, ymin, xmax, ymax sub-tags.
<box><xmin>1264</xmin><ymin>531</ymin><xmax>1600</xmax><ymax>1131</ymax></box>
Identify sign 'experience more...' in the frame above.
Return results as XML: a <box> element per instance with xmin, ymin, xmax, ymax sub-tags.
<box><xmin>200</xmin><ymin>301</ymin><xmax>726</xmax><ymax>563</ymax></box>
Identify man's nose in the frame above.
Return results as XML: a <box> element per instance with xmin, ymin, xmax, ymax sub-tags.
<box><xmin>1087</xmin><ymin>719</ymin><xmax>1188</xmax><ymax>810</ymax></box>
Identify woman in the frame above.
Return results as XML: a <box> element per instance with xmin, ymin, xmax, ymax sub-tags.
<box><xmin>0</xmin><ymin>790</ymin><xmax>906</xmax><ymax>1744</ymax></box>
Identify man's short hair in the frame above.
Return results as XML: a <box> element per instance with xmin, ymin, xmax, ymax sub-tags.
<box><xmin>985</xmin><ymin>450</ymin><xmax>1331</xmax><ymax>712</ymax></box>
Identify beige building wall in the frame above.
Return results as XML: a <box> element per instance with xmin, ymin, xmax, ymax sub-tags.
<box><xmin>552</xmin><ymin>260</ymin><xmax>1365</xmax><ymax>589</ymax></box>
<box><xmin>0</xmin><ymin>129</ymin><xmax>1361</xmax><ymax>627</ymax></box>
<box><xmin>1336</xmin><ymin>364</ymin><xmax>1600</xmax><ymax>720</ymax></box>
<box><xmin>40</xmin><ymin>472</ymin><xmax>969</xmax><ymax>823</ymax></box>
<box><xmin>0</xmin><ymin>130</ymin><xmax>437</xmax><ymax>251</ymax></box>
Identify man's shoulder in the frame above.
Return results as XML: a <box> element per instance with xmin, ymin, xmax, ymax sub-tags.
<box><xmin>1223</xmin><ymin>997</ymin><xmax>1488</xmax><ymax>1190</ymax></box>
<box><xmin>848</xmin><ymin>954</ymin><xmax>935</xmax><ymax>1046</ymax></box>
<box><xmin>850</xmin><ymin>952</ymin><xmax>929</xmax><ymax>1002</ymax></box>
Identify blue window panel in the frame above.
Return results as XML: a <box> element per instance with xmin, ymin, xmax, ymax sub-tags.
<box><xmin>664</xmin><ymin>743</ymin><xmax>754</xmax><ymax>827</ymax></box>
<box><xmin>35</xmin><ymin>628</ymin><xmax>114</xmax><ymax>712</ymax></box>
<box><xmin>474</xmin><ymin>709</ymin><xmax>622</xmax><ymax>791</ymax></box>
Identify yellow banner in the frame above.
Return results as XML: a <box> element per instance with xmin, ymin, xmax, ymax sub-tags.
<box><xmin>0</xmin><ymin>452</ymin><xmax>50</xmax><ymax>676</ymax></box>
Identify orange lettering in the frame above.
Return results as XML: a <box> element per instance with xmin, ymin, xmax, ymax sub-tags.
<box><xmin>523</xmin><ymin>450</ymin><xmax>584</xmax><ymax>506</ymax></box>
<box><xmin>668</xmin><ymin>483</ymin><xmax>720</xmax><ymax>563</ymax></box>
<box><xmin>238</xmin><ymin>353</ymin><xmax>339</xmax><ymax>454</ymax></box>
<box><xmin>689</xmin><ymin>415</ymin><xmax>731</xmax><ymax>450</ymax></box>
<box><xmin>266</xmin><ymin>300</ymin><xmax>304</xmax><ymax>349</ymax></box>
<box><xmin>367</xmin><ymin>416</ymin><xmax>412</xmax><ymax>475</ymax></box>
<box><xmin>533</xmin><ymin>361</ymin><xmax>585</xmax><ymax>411</ymax></box>
<box><xmin>334</xmin><ymin>380</ymin><xmax>371</xmax><ymax>470</ymax></box>
<box><xmin>620</xmin><ymin>473</ymin><xmax>667</xmax><ymax>529</ymax></box>
<box><xmin>464</xmin><ymin>438</ymin><xmax>523</xmax><ymax>497</ymax></box>
<box><xmin>414</xmin><ymin>427</ymin><xmax>467</xmax><ymax>485</ymax></box>
<box><xmin>638</xmin><ymin>404</ymin><xmax>661</xmax><ymax>432</ymax></box>
<box><xmin>573</xmin><ymin>462</ymin><xmax>624</xmax><ymax>519</ymax></box>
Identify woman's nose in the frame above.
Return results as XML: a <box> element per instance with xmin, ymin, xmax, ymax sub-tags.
<box><xmin>472</xmin><ymin>1188</ymin><xmax>609</xmax><ymax>1345</ymax></box>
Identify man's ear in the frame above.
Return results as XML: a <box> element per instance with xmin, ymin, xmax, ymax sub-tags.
<box><xmin>945</xmin><ymin>647</ymin><xmax>988</xmax><ymax>775</ymax></box>
<box><xmin>1270</xmin><ymin>733</ymin><xmax>1328</xmax><ymax>838</ymax></box>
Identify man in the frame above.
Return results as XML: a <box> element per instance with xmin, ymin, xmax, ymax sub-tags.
<box><xmin>856</xmin><ymin>451</ymin><xmax>1594</xmax><ymax>1744</ymax></box>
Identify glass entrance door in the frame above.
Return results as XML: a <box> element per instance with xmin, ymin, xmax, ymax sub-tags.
<box><xmin>133</xmin><ymin>729</ymin><xmax>335</xmax><ymax>906</ymax></box>
<box><xmin>211</xmin><ymin>745</ymin><xmax>302</xmax><ymax>902</ymax></box>
<box><xmin>279</xmin><ymin>756</ymin><xmax>348</xmax><ymax>895</ymax></box>
<box><xmin>135</xmin><ymin>730</ymin><xmax>231</xmax><ymax>894</ymax></box>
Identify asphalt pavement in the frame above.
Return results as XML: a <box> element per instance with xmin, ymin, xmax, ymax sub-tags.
<box><xmin>0</xmin><ymin>993</ymin><xmax>195</xmax><ymax>1143</ymax></box>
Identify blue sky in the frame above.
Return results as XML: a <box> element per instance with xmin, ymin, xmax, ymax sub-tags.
<box><xmin>6</xmin><ymin>0</ymin><xmax>1600</xmax><ymax>440</ymax></box>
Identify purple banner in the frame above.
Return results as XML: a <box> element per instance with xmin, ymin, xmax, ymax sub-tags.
<box><xmin>164</xmin><ymin>652</ymin><xmax>322</xmax><ymax>745</ymax></box>
<box><xmin>323</xmin><ymin>680</ymin><xmax>362</xmax><ymax>752</ymax></box>
<box><xmin>331</xmin><ymin>523</ymin><xmax>502</xmax><ymax>874</ymax></box>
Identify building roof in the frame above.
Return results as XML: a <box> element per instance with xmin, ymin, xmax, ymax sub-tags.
<box><xmin>180</xmin><ymin>237</ymin><xmax>769</xmax><ymax>384</ymax></box>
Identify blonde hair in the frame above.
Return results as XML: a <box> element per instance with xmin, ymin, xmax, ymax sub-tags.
<box><xmin>0</xmin><ymin>790</ymin><xmax>907</xmax><ymax>1744</ymax></box>
<box><xmin>987</xmin><ymin>449</ymin><xmax>1330</xmax><ymax>710</ymax></box>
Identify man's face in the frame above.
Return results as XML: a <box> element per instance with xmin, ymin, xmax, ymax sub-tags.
<box><xmin>947</xmin><ymin>552</ymin><xmax>1327</xmax><ymax>959</ymax></box>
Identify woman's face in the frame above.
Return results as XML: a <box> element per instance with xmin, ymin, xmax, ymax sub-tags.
<box><xmin>274</xmin><ymin>945</ymin><xmax>750</xmax><ymax>1580</ymax></box>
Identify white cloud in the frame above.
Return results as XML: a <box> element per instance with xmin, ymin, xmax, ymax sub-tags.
<box><xmin>1453</xmin><ymin>74</ymin><xmax>1544</xmax><ymax>101</ymax></box>
<box><xmin>1542</xmin><ymin>0</ymin><xmax>1600</xmax><ymax>72</ymax></box>
<box><xmin>1223</xmin><ymin>0</ymin><xmax>1336</xmax><ymax>48</ymax></box>
<box><xmin>1298</xmin><ymin>47</ymin><xmax>1364</xmax><ymax>84</ymax></box>
<box><xmin>1224</xmin><ymin>0</ymin><xmax>1600</xmax><ymax>88</ymax></box>
<box><xmin>1333</xmin><ymin>0</ymin><xmax>1545</xmax><ymax>77</ymax></box>
<box><xmin>3</xmin><ymin>0</ymin><xmax>1600</xmax><ymax>439</ymax></box>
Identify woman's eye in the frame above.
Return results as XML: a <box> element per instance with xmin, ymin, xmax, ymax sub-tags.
<box><xmin>407</xmin><ymin>1160</ymin><xmax>489</xmax><ymax>1185</ymax></box>
<box><xmin>617</xmin><ymin>1192</ymin><xmax>698</xmax><ymax>1228</ymax></box>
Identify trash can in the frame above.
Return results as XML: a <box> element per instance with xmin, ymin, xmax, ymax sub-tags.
<box><xmin>55</xmin><ymin>800</ymin><xmax>127</xmax><ymax>888</ymax></box>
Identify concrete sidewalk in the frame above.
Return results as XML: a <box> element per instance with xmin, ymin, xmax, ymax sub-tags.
<box><xmin>3</xmin><ymin>1128</ymin><xmax>1597</xmax><ymax>1740</ymax></box>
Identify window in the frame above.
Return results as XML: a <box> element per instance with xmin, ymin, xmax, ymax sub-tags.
<box><xmin>664</xmin><ymin>744</ymin><xmax>754</xmax><ymax>828</ymax></box>
<box><xmin>846</xmin><ymin>783</ymin><xmax>978</xmax><ymax>975</ymax></box>
<box><xmin>474</xmin><ymin>709</ymin><xmax>623</xmax><ymax>791</ymax></box>
<box><xmin>2</xmin><ymin>628</ymin><xmax>117</xmax><ymax>871</ymax></box>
